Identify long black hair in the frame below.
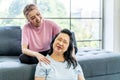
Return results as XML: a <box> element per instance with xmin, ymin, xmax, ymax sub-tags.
<box><xmin>48</xmin><ymin>29</ymin><xmax>77</xmax><ymax>69</ymax></box>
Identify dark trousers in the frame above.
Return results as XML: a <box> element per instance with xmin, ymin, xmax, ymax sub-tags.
<box><xmin>19</xmin><ymin>50</ymin><xmax>49</xmax><ymax>64</ymax></box>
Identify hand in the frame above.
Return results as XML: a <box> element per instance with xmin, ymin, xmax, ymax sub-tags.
<box><xmin>35</xmin><ymin>53</ymin><xmax>50</xmax><ymax>64</ymax></box>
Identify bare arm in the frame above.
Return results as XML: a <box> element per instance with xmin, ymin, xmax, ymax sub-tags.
<box><xmin>78</xmin><ymin>74</ymin><xmax>85</xmax><ymax>80</ymax></box>
<box><xmin>22</xmin><ymin>44</ymin><xmax>50</xmax><ymax>64</ymax></box>
<box><xmin>35</xmin><ymin>77</ymin><xmax>45</xmax><ymax>80</ymax></box>
<box><xmin>22</xmin><ymin>44</ymin><xmax>38</xmax><ymax>57</ymax></box>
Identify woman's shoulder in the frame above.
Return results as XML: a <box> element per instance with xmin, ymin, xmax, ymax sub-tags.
<box><xmin>36</xmin><ymin>62</ymin><xmax>51</xmax><ymax>71</ymax></box>
<box><xmin>22</xmin><ymin>22</ymin><xmax>32</xmax><ymax>29</ymax></box>
<box><xmin>36</xmin><ymin>56</ymin><xmax>51</xmax><ymax>69</ymax></box>
<box><xmin>74</xmin><ymin>63</ymin><xmax>84</xmax><ymax>75</ymax></box>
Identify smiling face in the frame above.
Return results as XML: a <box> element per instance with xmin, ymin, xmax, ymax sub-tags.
<box><xmin>53</xmin><ymin>33</ymin><xmax>70</xmax><ymax>54</ymax></box>
<box><xmin>27</xmin><ymin>9</ymin><xmax>42</xmax><ymax>27</ymax></box>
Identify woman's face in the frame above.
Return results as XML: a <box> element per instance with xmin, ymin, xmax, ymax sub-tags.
<box><xmin>27</xmin><ymin>9</ymin><xmax>42</xmax><ymax>27</ymax></box>
<box><xmin>53</xmin><ymin>33</ymin><xmax>70</xmax><ymax>54</ymax></box>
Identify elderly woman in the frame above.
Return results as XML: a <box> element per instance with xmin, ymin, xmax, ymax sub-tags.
<box><xmin>35</xmin><ymin>29</ymin><xmax>85</xmax><ymax>80</ymax></box>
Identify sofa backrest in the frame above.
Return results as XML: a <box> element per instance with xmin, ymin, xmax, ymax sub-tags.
<box><xmin>0</xmin><ymin>26</ymin><xmax>22</xmax><ymax>56</ymax></box>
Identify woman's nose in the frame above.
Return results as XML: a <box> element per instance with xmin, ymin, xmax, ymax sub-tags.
<box><xmin>59</xmin><ymin>41</ymin><xmax>63</xmax><ymax>45</ymax></box>
<box><xmin>36</xmin><ymin>16</ymin><xmax>40</xmax><ymax>20</ymax></box>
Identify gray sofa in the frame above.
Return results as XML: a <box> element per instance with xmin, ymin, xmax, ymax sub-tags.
<box><xmin>0</xmin><ymin>26</ymin><xmax>120</xmax><ymax>80</ymax></box>
<box><xmin>0</xmin><ymin>26</ymin><xmax>36</xmax><ymax>80</ymax></box>
<box><xmin>76</xmin><ymin>49</ymin><xmax>120</xmax><ymax>80</ymax></box>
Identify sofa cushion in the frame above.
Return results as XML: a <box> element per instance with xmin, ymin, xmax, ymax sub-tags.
<box><xmin>0</xmin><ymin>26</ymin><xmax>22</xmax><ymax>56</ymax></box>
<box><xmin>0</xmin><ymin>56</ymin><xmax>36</xmax><ymax>80</ymax></box>
<box><xmin>0</xmin><ymin>61</ymin><xmax>36</xmax><ymax>80</ymax></box>
<box><xmin>76</xmin><ymin>49</ymin><xmax>120</xmax><ymax>78</ymax></box>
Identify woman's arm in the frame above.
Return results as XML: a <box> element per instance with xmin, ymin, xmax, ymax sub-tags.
<box><xmin>35</xmin><ymin>77</ymin><xmax>45</xmax><ymax>80</ymax></box>
<box><xmin>22</xmin><ymin>44</ymin><xmax>38</xmax><ymax>57</ymax></box>
<box><xmin>22</xmin><ymin>44</ymin><xmax>50</xmax><ymax>64</ymax></box>
<box><xmin>78</xmin><ymin>74</ymin><xmax>85</xmax><ymax>80</ymax></box>
<box><xmin>35</xmin><ymin>62</ymin><xmax>48</xmax><ymax>80</ymax></box>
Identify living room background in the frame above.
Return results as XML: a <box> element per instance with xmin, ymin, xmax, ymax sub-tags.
<box><xmin>0</xmin><ymin>0</ymin><xmax>103</xmax><ymax>49</ymax></box>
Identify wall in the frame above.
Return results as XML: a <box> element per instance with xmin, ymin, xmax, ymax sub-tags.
<box><xmin>104</xmin><ymin>0</ymin><xmax>114</xmax><ymax>51</ymax></box>
<box><xmin>104</xmin><ymin>0</ymin><xmax>120</xmax><ymax>53</ymax></box>
<box><xmin>114</xmin><ymin>0</ymin><xmax>120</xmax><ymax>53</ymax></box>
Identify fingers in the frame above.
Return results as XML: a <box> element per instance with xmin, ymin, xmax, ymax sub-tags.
<box><xmin>40</xmin><ymin>57</ymin><xmax>50</xmax><ymax>64</ymax></box>
<box><xmin>36</xmin><ymin>53</ymin><xmax>50</xmax><ymax>64</ymax></box>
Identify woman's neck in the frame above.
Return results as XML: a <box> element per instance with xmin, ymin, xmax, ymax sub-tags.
<box><xmin>50</xmin><ymin>53</ymin><xmax>65</xmax><ymax>62</ymax></box>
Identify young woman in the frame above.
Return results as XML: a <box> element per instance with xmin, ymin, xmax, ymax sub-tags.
<box><xmin>19</xmin><ymin>4</ymin><xmax>61</xmax><ymax>64</ymax></box>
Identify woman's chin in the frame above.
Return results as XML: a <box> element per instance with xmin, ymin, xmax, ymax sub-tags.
<box><xmin>35</xmin><ymin>24</ymin><xmax>40</xmax><ymax>27</ymax></box>
<box><xmin>54</xmin><ymin>49</ymin><xmax>62</xmax><ymax>54</ymax></box>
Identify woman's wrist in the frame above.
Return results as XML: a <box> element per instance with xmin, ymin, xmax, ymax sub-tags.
<box><xmin>33</xmin><ymin>52</ymin><xmax>40</xmax><ymax>57</ymax></box>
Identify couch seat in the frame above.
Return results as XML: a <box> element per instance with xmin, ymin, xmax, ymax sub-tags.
<box><xmin>0</xmin><ymin>56</ymin><xmax>36</xmax><ymax>80</ymax></box>
<box><xmin>76</xmin><ymin>49</ymin><xmax>120</xmax><ymax>78</ymax></box>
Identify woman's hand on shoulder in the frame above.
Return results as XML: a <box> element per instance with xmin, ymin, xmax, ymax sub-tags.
<box><xmin>35</xmin><ymin>52</ymin><xmax>50</xmax><ymax>64</ymax></box>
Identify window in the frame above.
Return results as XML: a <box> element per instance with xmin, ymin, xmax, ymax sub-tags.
<box><xmin>0</xmin><ymin>0</ymin><xmax>103</xmax><ymax>49</ymax></box>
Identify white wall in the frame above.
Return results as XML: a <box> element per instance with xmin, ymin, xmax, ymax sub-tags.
<box><xmin>114</xmin><ymin>0</ymin><xmax>120</xmax><ymax>53</ymax></box>
<box><xmin>104</xmin><ymin>0</ymin><xmax>120</xmax><ymax>53</ymax></box>
<box><xmin>104</xmin><ymin>0</ymin><xmax>114</xmax><ymax>51</ymax></box>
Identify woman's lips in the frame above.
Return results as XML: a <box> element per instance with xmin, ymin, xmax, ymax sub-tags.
<box><xmin>56</xmin><ymin>45</ymin><xmax>62</xmax><ymax>50</ymax></box>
